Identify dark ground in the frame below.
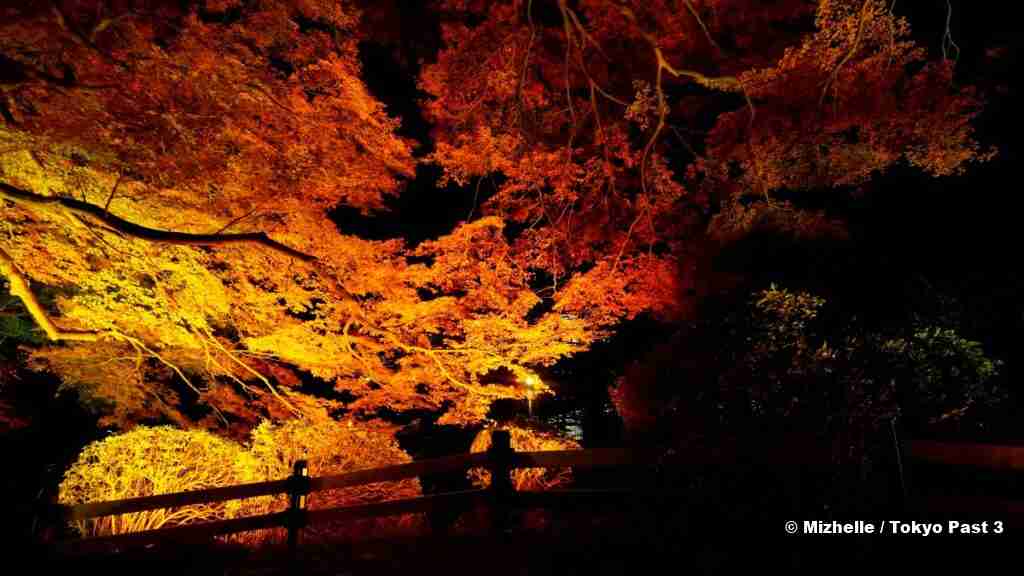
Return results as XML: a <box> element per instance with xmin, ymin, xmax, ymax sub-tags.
<box><xmin>28</xmin><ymin>446</ymin><xmax>1024</xmax><ymax>574</ymax></box>
<box><xmin>33</xmin><ymin>501</ymin><xmax>1021</xmax><ymax>575</ymax></box>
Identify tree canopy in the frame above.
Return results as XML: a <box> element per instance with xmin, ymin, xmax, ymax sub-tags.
<box><xmin>0</xmin><ymin>1</ymin><xmax>994</xmax><ymax>434</ymax></box>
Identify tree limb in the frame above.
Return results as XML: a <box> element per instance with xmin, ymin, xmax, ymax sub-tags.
<box><xmin>103</xmin><ymin>173</ymin><xmax>123</xmax><ymax>213</ymax></box>
<box><xmin>615</xmin><ymin>4</ymin><xmax>748</xmax><ymax>196</ymax></box>
<box><xmin>0</xmin><ymin>245</ymin><xmax>99</xmax><ymax>342</ymax></box>
<box><xmin>0</xmin><ymin>182</ymin><xmax>316</xmax><ymax>262</ymax></box>
<box><xmin>820</xmin><ymin>0</ymin><xmax>871</xmax><ymax>108</ymax></box>
<box><xmin>1</xmin><ymin>185</ymin><xmax>526</xmax><ymax>408</ymax></box>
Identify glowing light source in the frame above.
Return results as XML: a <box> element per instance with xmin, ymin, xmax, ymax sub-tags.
<box><xmin>523</xmin><ymin>374</ymin><xmax>541</xmax><ymax>415</ymax></box>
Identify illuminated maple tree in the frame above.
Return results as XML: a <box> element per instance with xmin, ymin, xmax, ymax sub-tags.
<box><xmin>0</xmin><ymin>1</ymin><xmax>993</xmax><ymax>433</ymax></box>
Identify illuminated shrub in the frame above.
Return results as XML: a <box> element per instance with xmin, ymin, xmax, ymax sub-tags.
<box><xmin>59</xmin><ymin>417</ymin><xmax>424</xmax><ymax>543</ymax></box>
<box><xmin>57</xmin><ymin>426</ymin><xmax>264</xmax><ymax>537</ymax></box>
<box><xmin>467</xmin><ymin>425</ymin><xmax>580</xmax><ymax>491</ymax></box>
<box><xmin>247</xmin><ymin>416</ymin><xmax>423</xmax><ymax>542</ymax></box>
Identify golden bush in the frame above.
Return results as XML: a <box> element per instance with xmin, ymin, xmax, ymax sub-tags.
<box><xmin>59</xmin><ymin>417</ymin><xmax>424</xmax><ymax>544</ymax></box>
<box><xmin>57</xmin><ymin>426</ymin><xmax>265</xmax><ymax>537</ymax></box>
<box><xmin>247</xmin><ymin>415</ymin><xmax>423</xmax><ymax>542</ymax></box>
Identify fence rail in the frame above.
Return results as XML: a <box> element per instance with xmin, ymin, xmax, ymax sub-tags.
<box><xmin>50</xmin><ymin>431</ymin><xmax>1024</xmax><ymax>555</ymax></box>
<box><xmin>64</xmin><ymin>479</ymin><xmax>293</xmax><ymax>522</ymax></box>
<box><xmin>908</xmin><ymin>439</ymin><xmax>1024</xmax><ymax>471</ymax></box>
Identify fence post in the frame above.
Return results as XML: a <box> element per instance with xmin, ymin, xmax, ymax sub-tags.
<box><xmin>487</xmin><ymin>430</ymin><xmax>515</xmax><ymax>534</ymax></box>
<box><xmin>889</xmin><ymin>414</ymin><xmax>912</xmax><ymax>515</ymax></box>
<box><xmin>34</xmin><ymin>494</ymin><xmax>62</xmax><ymax>547</ymax></box>
<box><xmin>287</xmin><ymin>460</ymin><xmax>309</xmax><ymax>559</ymax></box>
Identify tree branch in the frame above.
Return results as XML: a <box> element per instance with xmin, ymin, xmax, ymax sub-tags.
<box><xmin>0</xmin><ymin>182</ymin><xmax>316</xmax><ymax>262</ymax></box>
<box><xmin>213</xmin><ymin>207</ymin><xmax>260</xmax><ymax>235</ymax></box>
<box><xmin>103</xmin><ymin>173</ymin><xmax>123</xmax><ymax>213</ymax></box>
<box><xmin>615</xmin><ymin>4</ymin><xmax>748</xmax><ymax>197</ymax></box>
<box><xmin>49</xmin><ymin>1</ymin><xmax>128</xmax><ymax>69</ymax></box>
<box><xmin>1</xmin><ymin>243</ymin><xmax>298</xmax><ymax>416</ymax></box>
<box><xmin>820</xmin><ymin>0</ymin><xmax>871</xmax><ymax>108</ymax></box>
<box><xmin>0</xmin><ymin>245</ymin><xmax>99</xmax><ymax>342</ymax></box>
<box><xmin>682</xmin><ymin>0</ymin><xmax>723</xmax><ymax>55</ymax></box>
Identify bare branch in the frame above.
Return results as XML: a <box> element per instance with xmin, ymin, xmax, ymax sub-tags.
<box><xmin>558</xmin><ymin>0</ymin><xmax>577</xmax><ymax>136</ymax></box>
<box><xmin>103</xmin><ymin>173</ymin><xmax>124</xmax><ymax>213</ymax></box>
<box><xmin>213</xmin><ymin>207</ymin><xmax>260</xmax><ymax>235</ymax></box>
<box><xmin>820</xmin><ymin>0</ymin><xmax>871</xmax><ymax>108</ymax></box>
<box><xmin>616</xmin><ymin>4</ymin><xmax>746</xmax><ymax>197</ymax></box>
<box><xmin>682</xmin><ymin>0</ymin><xmax>723</xmax><ymax>55</ymax></box>
<box><xmin>516</xmin><ymin>0</ymin><xmax>538</xmax><ymax>138</ymax></box>
<box><xmin>942</xmin><ymin>0</ymin><xmax>960</xmax><ymax>63</ymax></box>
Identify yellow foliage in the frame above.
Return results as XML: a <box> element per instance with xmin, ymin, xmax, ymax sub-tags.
<box><xmin>28</xmin><ymin>342</ymin><xmax>192</xmax><ymax>430</ymax></box>
<box><xmin>57</xmin><ymin>426</ymin><xmax>265</xmax><ymax>537</ymax></box>
<box><xmin>59</xmin><ymin>419</ymin><xmax>424</xmax><ymax>544</ymax></box>
<box><xmin>249</xmin><ymin>416</ymin><xmax>421</xmax><ymax>508</ymax></box>
<box><xmin>247</xmin><ymin>415</ymin><xmax>425</xmax><ymax>543</ymax></box>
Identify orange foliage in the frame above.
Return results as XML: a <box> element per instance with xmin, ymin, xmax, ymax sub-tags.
<box><xmin>456</xmin><ymin>425</ymin><xmax>579</xmax><ymax>533</ymax></box>
<box><xmin>247</xmin><ymin>414</ymin><xmax>423</xmax><ymax>543</ymax></box>
<box><xmin>707</xmin><ymin>0</ymin><xmax>993</xmax><ymax>196</ymax></box>
<box><xmin>467</xmin><ymin>425</ymin><xmax>580</xmax><ymax>491</ymax></box>
<box><xmin>0</xmin><ymin>1</ymin><xmax>994</xmax><ymax>431</ymax></box>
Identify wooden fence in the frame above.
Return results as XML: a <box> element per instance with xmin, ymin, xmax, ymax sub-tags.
<box><xmin>50</xmin><ymin>431</ymin><xmax>656</xmax><ymax>555</ymax></box>
<box><xmin>48</xmin><ymin>430</ymin><xmax>1024</xmax><ymax>556</ymax></box>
